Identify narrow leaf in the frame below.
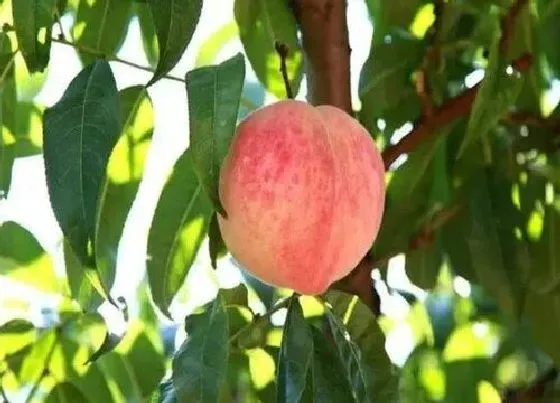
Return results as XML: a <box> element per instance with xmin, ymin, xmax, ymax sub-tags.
<box><xmin>12</xmin><ymin>0</ymin><xmax>55</xmax><ymax>72</ymax></box>
<box><xmin>43</xmin><ymin>60</ymin><xmax>120</xmax><ymax>267</ymax></box>
<box><xmin>147</xmin><ymin>150</ymin><xmax>212</xmax><ymax>316</ymax></box>
<box><xmin>45</xmin><ymin>382</ymin><xmax>88</xmax><ymax>403</ymax></box>
<box><xmin>147</xmin><ymin>0</ymin><xmax>202</xmax><ymax>85</ymax></box>
<box><xmin>406</xmin><ymin>240</ymin><xmax>443</xmax><ymax>290</ymax></box>
<box><xmin>0</xmin><ymin>33</ymin><xmax>15</xmax><ymax>196</ymax></box>
<box><xmin>459</xmin><ymin>31</ymin><xmax>523</xmax><ymax>157</ymax></box>
<box><xmin>195</xmin><ymin>21</ymin><xmax>239</xmax><ymax>68</ymax></box>
<box><xmin>326</xmin><ymin>290</ymin><xmax>398</xmax><ymax>402</ymax></box>
<box><xmin>0</xmin><ymin>221</ymin><xmax>44</xmax><ymax>264</ymax></box>
<box><xmin>95</xmin><ymin>86</ymin><xmax>154</xmax><ymax>295</ymax></box>
<box><xmin>234</xmin><ymin>0</ymin><xmax>303</xmax><ymax>98</ymax></box>
<box><xmin>277</xmin><ymin>297</ymin><xmax>313</xmax><ymax>403</ymax></box>
<box><xmin>209</xmin><ymin>212</ymin><xmax>227</xmax><ymax>269</ymax></box>
<box><xmin>302</xmin><ymin>326</ymin><xmax>355</xmax><ymax>402</ymax></box>
<box><xmin>186</xmin><ymin>53</ymin><xmax>245</xmax><ymax>216</ymax></box>
<box><xmin>172</xmin><ymin>296</ymin><xmax>229</xmax><ymax>402</ymax></box>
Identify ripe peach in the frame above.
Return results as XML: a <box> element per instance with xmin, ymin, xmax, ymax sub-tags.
<box><xmin>218</xmin><ymin>100</ymin><xmax>385</xmax><ymax>295</ymax></box>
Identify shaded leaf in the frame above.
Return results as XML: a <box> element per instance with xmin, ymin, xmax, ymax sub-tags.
<box><xmin>63</xmin><ymin>239</ymin><xmax>105</xmax><ymax>311</ymax></box>
<box><xmin>95</xmin><ymin>86</ymin><xmax>154</xmax><ymax>294</ymax></box>
<box><xmin>74</xmin><ymin>0</ymin><xmax>133</xmax><ymax>64</ymax></box>
<box><xmin>172</xmin><ymin>296</ymin><xmax>229</xmax><ymax>402</ymax></box>
<box><xmin>12</xmin><ymin>0</ymin><xmax>55</xmax><ymax>72</ymax></box>
<box><xmin>186</xmin><ymin>52</ymin><xmax>245</xmax><ymax>216</ymax></box>
<box><xmin>234</xmin><ymin>0</ymin><xmax>302</xmax><ymax>98</ymax></box>
<box><xmin>277</xmin><ymin>297</ymin><xmax>313</xmax><ymax>403</ymax></box>
<box><xmin>220</xmin><ymin>283</ymin><xmax>248</xmax><ymax>307</ymax></box>
<box><xmin>209</xmin><ymin>212</ymin><xmax>227</xmax><ymax>269</ymax></box>
<box><xmin>0</xmin><ymin>32</ymin><xmax>15</xmax><ymax>196</ymax></box>
<box><xmin>43</xmin><ymin>60</ymin><xmax>120</xmax><ymax>269</ymax></box>
<box><xmin>525</xmin><ymin>291</ymin><xmax>560</xmax><ymax>366</ymax></box>
<box><xmin>459</xmin><ymin>30</ymin><xmax>523</xmax><ymax>157</ymax></box>
<box><xmin>151</xmin><ymin>379</ymin><xmax>177</xmax><ymax>403</ymax></box>
<box><xmin>87</xmin><ymin>332</ymin><xmax>123</xmax><ymax>363</ymax></box>
<box><xmin>326</xmin><ymin>290</ymin><xmax>398</xmax><ymax>402</ymax></box>
<box><xmin>45</xmin><ymin>382</ymin><xmax>89</xmax><ymax>403</ymax></box>
<box><xmin>147</xmin><ymin>0</ymin><xmax>202</xmax><ymax>85</ymax></box>
<box><xmin>358</xmin><ymin>32</ymin><xmax>424</xmax><ymax>136</ymax></box>
<box><xmin>147</xmin><ymin>150</ymin><xmax>212</xmax><ymax>317</ymax></box>
<box><xmin>135</xmin><ymin>1</ymin><xmax>159</xmax><ymax>68</ymax></box>
<box><xmin>406</xmin><ymin>240</ymin><xmax>443</xmax><ymax>290</ymax></box>
<box><xmin>0</xmin><ymin>221</ymin><xmax>43</xmax><ymax>264</ymax></box>
<box><xmin>0</xmin><ymin>320</ymin><xmax>36</xmax><ymax>364</ymax></box>
<box><xmin>301</xmin><ymin>326</ymin><xmax>355</xmax><ymax>402</ymax></box>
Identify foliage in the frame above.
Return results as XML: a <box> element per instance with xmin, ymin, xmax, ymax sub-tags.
<box><xmin>2</xmin><ymin>0</ymin><xmax>560</xmax><ymax>402</ymax></box>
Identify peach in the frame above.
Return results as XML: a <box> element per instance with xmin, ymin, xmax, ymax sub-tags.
<box><xmin>218</xmin><ymin>100</ymin><xmax>386</xmax><ymax>295</ymax></box>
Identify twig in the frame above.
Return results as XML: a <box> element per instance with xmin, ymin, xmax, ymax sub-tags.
<box><xmin>382</xmin><ymin>53</ymin><xmax>533</xmax><ymax>169</ymax></box>
<box><xmin>499</xmin><ymin>0</ymin><xmax>530</xmax><ymax>54</ymax></box>
<box><xmin>414</xmin><ymin>0</ymin><xmax>445</xmax><ymax>116</ymax></box>
<box><xmin>274</xmin><ymin>41</ymin><xmax>294</xmax><ymax>99</ymax></box>
<box><xmin>51</xmin><ymin>37</ymin><xmax>259</xmax><ymax>111</ymax></box>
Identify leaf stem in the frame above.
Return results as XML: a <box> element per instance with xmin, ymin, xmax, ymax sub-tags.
<box><xmin>274</xmin><ymin>41</ymin><xmax>294</xmax><ymax>99</ymax></box>
<box><xmin>51</xmin><ymin>37</ymin><xmax>259</xmax><ymax>111</ymax></box>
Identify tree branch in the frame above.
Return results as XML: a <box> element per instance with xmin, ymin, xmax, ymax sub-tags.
<box><xmin>292</xmin><ymin>0</ymin><xmax>352</xmax><ymax>112</ymax></box>
<box><xmin>382</xmin><ymin>53</ymin><xmax>533</xmax><ymax>169</ymax></box>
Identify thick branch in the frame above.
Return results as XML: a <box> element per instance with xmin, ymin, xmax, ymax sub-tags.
<box><xmin>292</xmin><ymin>0</ymin><xmax>352</xmax><ymax>112</ymax></box>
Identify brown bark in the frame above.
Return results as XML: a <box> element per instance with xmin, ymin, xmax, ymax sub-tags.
<box><xmin>291</xmin><ymin>0</ymin><xmax>352</xmax><ymax>113</ymax></box>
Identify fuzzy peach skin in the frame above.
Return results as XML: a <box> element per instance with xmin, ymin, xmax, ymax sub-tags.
<box><xmin>218</xmin><ymin>100</ymin><xmax>386</xmax><ymax>295</ymax></box>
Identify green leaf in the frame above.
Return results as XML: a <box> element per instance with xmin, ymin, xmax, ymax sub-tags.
<box><xmin>0</xmin><ymin>221</ymin><xmax>63</xmax><ymax>293</ymax></box>
<box><xmin>527</xmin><ymin>203</ymin><xmax>560</xmax><ymax>293</ymax></box>
<box><xmin>368</xmin><ymin>0</ymin><xmax>425</xmax><ymax>42</ymax></box>
<box><xmin>95</xmin><ymin>86</ymin><xmax>154</xmax><ymax>295</ymax></box>
<box><xmin>325</xmin><ymin>290</ymin><xmax>398</xmax><ymax>402</ymax></box>
<box><xmin>147</xmin><ymin>0</ymin><xmax>202</xmax><ymax>85</ymax></box>
<box><xmin>209</xmin><ymin>212</ymin><xmax>227</xmax><ymax>269</ymax></box>
<box><xmin>444</xmin><ymin>359</ymin><xmax>494</xmax><ymax>403</ymax></box>
<box><xmin>45</xmin><ymin>382</ymin><xmax>89</xmax><ymax>403</ymax></box>
<box><xmin>134</xmin><ymin>1</ymin><xmax>159</xmax><ymax>68</ymax></box>
<box><xmin>0</xmin><ymin>221</ymin><xmax>43</xmax><ymax>264</ymax></box>
<box><xmin>73</xmin><ymin>0</ymin><xmax>133</xmax><ymax>64</ymax></box>
<box><xmin>465</xmin><ymin>170</ymin><xmax>519</xmax><ymax>317</ymax></box>
<box><xmin>43</xmin><ymin>60</ymin><xmax>120</xmax><ymax>268</ymax></box>
<box><xmin>96</xmin><ymin>353</ymin><xmax>144</xmax><ymax>402</ymax></box>
<box><xmin>458</xmin><ymin>31</ymin><xmax>523</xmax><ymax>158</ymax></box>
<box><xmin>301</xmin><ymin>326</ymin><xmax>354</xmax><ymax>402</ymax></box>
<box><xmin>186</xmin><ymin>53</ymin><xmax>245</xmax><ymax>216</ymax></box>
<box><xmin>12</xmin><ymin>0</ymin><xmax>55</xmax><ymax>72</ymax></box>
<box><xmin>234</xmin><ymin>0</ymin><xmax>303</xmax><ymax>98</ymax></box>
<box><xmin>87</xmin><ymin>332</ymin><xmax>122</xmax><ymax>363</ymax></box>
<box><xmin>0</xmin><ymin>320</ymin><xmax>36</xmax><ymax>365</ymax></box>
<box><xmin>277</xmin><ymin>297</ymin><xmax>313</xmax><ymax>403</ymax></box>
<box><xmin>63</xmin><ymin>238</ymin><xmax>105</xmax><ymax>311</ymax></box>
<box><xmin>151</xmin><ymin>380</ymin><xmax>177</xmax><ymax>403</ymax></box>
<box><xmin>115</xmin><ymin>321</ymin><xmax>165</xmax><ymax>399</ymax></box>
<box><xmin>0</xmin><ymin>33</ymin><xmax>15</xmax><ymax>196</ymax></box>
<box><xmin>525</xmin><ymin>291</ymin><xmax>560</xmax><ymax>366</ymax></box>
<box><xmin>146</xmin><ymin>150</ymin><xmax>212</xmax><ymax>316</ymax></box>
<box><xmin>220</xmin><ymin>284</ymin><xmax>248</xmax><ymax>307</ymax></box>
<box><xmin>172</xmin><ymin>296</ymin><xmax>229</xmax><ymax>402</ymax></box>
<box><xmin>406</xmin><ymin>240</ymin><xmax>443</xmax><ymax>290</ymax></box>
<box><xmin>195</xmin><ymin>21</ymin><xmax>238</xmax><ymax>68</ymax></box>
<box><xmin>358</xmin><ymin>32</ymin><xmax>424</xmax><ymax>136</ymax></box>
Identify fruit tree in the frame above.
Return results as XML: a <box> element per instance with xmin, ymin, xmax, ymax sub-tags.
<box><xmin>1</xmin><ymin>0</ymin><xmax>560</xmax><ymax>402</ymax></box>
